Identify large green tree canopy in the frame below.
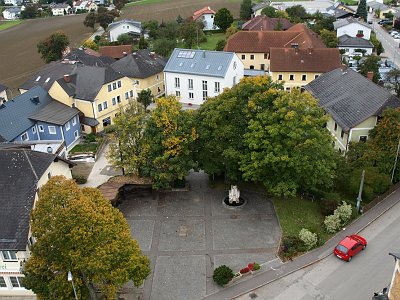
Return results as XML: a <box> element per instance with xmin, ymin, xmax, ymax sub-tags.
<box><xmin>37</xmin><ymin>31</ymin><xmax>69</xmax><ymax>63</ymax></box>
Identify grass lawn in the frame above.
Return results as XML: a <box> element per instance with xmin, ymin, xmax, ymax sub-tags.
<box><xmin>125</xmin><ymin>0</ymin><xmax>166</xmax><ymax>7</ymax></box>
<box><xmin>70</xmin><ymin>143</ymin><xmax>98</xmax><ymax>154</ymax></box>
<box><xmin>0</xmin><ymin>20</ymin><xmax>23</xmax><ymax>31</ymax></box>
<box><xmin>273</xmin><ymin>197</ymin><xmax>332</xmax><ymax>244</ymax></box>
<box><xmin>339</xmin><ymin>0</ymin><xmax>358</xmax><ymax>5</ymax></box>
<box><xmin>177</xmin><ymin>32</ymin><xmax>226</xmax><ymax>51</ymax></box>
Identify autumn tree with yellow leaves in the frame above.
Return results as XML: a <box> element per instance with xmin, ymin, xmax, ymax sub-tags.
<box><xmin>22</xmin><ymin>176</ymin><xmax>150</xmax><ymax>300</ymax></box>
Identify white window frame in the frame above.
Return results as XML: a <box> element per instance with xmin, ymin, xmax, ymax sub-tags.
<box><xmin>176</xmin><ymin>91</ymin><xmax>181</xmax><ymax>97</ymax></box>
<box><xmin>289</xmin><ymin>74</ymin><xmax>295</xmax><ymax>81</ymax></box>
<box><xmin>103</xmin><ymin>101</ymin><xmax>108</xmax><ymax>110</ymax></box>
<box><xmin>32</xmin><ymin>126</ymin><xmax>36</xmax><ymax>134</ymax></box>
<box><xmin>38</xmin><ymin>125</ymin><xmax>44</xmax><ymax>132</ymax></box>
<box><xmin>117</xmin><ymin>95</ymin><xmax>121</xmax><ymax>103</ymax></box>
<box><xmin>74</xmin><ymin>130</ymin><xmax>79</xmax><ymax>139</ymax></box>
<box><xmin>302</xmin><ymin>74</ymin><xmax>307</xmax><ymax>81</ymax></box>
<box><xmin>48</xmin><ymin>126</ymin><xmax>56</xmax><ymax>135</ymax></box>
<box><xmin>1</xmin><ymin>250</ymin><xmax>17</xmax><ymax>261</ymax></box>
<box><xmin>112</xmin><ymin>97</ymin><xmax>116</xmax><ymax>106</ymax></box>
<box><xmin>21</xmin><ymin>132</ymin><xmax>29</xmax><ymax>141</ymax></box>
<box><xmin>117</xmin><ymin>80</ymin><xmax>121</xmax><ymax>88</ymax></box>
<box><xmin>189</xmin><ymin>92</ymin><xmax>194</xmax><ymax>99</ymax></box>
<box><xmin>202</xmin><ymin>91</ymin><xmax>208</xmax><ymax>101</ymax></box>
<box><xmin>9</xmin><ymin>276</ymin><xmax>24</xmax><ymax>288</ymax></box>
<box><xmin>72</xmin><ymin>116</ymin><xmax>77</xmax><ymax>126</ymax></box>
<box><xmin>125</xmin><ymin>92</ymin><xmax>129</xmax><ymax>99</ymax></box>
<box><xmin>129</xmin><ymin>90</ymin><xmax>134</xmax><ymax>98</ymax></box>
<box><xmin>188</xmin><ymin>79</ymin><xmax>193</xmax><ymax>90</ymax></box>
<box><xmin>202</xmin><ymin>80</ymin><xmax>207</xmax><ymax>91</ymax></box>
<box><xmin>112</xmin><ymin>82</ymin><xmax>117</xmax><ymax>90</ymax></box>
<box><xmin>65</xmin><ymin>121</ymin><xmax>70</xmax><ymax>131</ymax></box>
<box><xmin>108</xmin><ymin>84</ymin><xmax>112</xmax><ymax>92</ymax></box>
<box><xmin>214</xmin><ymin>82</ymin><xmax>220</xmax><ymax>93</ymax></box>
<box><xmin>175</xmin><ymin>77</ymin><xmax>180</xmax><ymax>88</ymax></box>
<box><xmin>0</xmin><ymin>276</ymin><xmax>7</xmax><ymax>288</ymax></box>
<box><xmin>359</xmin><ymin>135</ymin><xmax>368</xmax><ymax>142</ymax></box>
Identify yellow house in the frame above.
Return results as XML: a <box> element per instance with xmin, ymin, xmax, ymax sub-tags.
<box><xmin>0</xmin><ymin>148</ymin><xmax>73</xmax><ymax>297</ymax></box>
<box><xmin>111</xmin><ymin>49</ymin><xmax>166</xmax><ymax>98</ymax></box>
<box><xmin>49</xmin><ymin>65</ymin><xmax>137</xmax><ymax>133</ymax></box>
<box><xmin>305</xmin><ymin>67</ymin><xmax>400</xmax><ymax>153</ymax></box>
<box><xmin>269</xmin><ymin>48</ymin><xmax>341</xmax><ymax>91</ymax></box>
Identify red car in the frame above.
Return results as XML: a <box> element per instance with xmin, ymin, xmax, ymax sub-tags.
<box><xmin>334</xmin><ymin>234</ymin><xmax>367</xmax><ymax>262</ymax></box>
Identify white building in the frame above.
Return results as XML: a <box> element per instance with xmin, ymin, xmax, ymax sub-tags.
<box><xmin>334</xmin><ymin>18</ymin><xmax>372</xmax><ymax>40</ymax></box>
<box><xmin>0</xmin><ymin>148</ymin><xmax>74</xmax><ymax>297</ymax></box>
<box><xmin>192</xmin><ymin>6</ymin><xmax>218</xmax><ymax>31</ymax></box>
<box><xmin>338</xmin><ymin>35</ymin><xmax>374</xmax><ymax>55</ymax></box>
<box><xmin>164</xmin><ymin>48</ymin><xmax>244</xmax><ymax>106</ymax></box>
<box><xmin>50</xmin><ymin>3</ymin><xmax>71</xmax><ymax>16</ymax></box>
<box><xmin>2</xmin><ymin>7</ymin><xmax>21</xmax><ymax>20</ymax></box>
<box><xmin>3</xmin><ymin>0</ymin><xmax>21</xmax><ymax>5</ymax></box>
<box><xmin>0</xmin><ymin>84</ymin><xmax>8</xmax><ymax>105</ymax></box>
<box><xmin>108</xmin><ymin>19</ymin><xmax>143</xmax><ymax>42</ymax></box>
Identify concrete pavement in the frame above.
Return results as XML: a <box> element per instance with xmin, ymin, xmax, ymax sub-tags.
<box><xmin>372</xmin><ymin>18</ymin><xmax>400</xmax><ymax>68</ymax></box>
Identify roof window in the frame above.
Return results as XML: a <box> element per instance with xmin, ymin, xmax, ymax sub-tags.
<box><xmin>35</xmin><ymin>76</ymin><xmax>41</xmax><ymax>82</ymax></box>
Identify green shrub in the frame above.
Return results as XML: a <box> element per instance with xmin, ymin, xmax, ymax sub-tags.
<box><xmin>85</xmin><ymin>133</ymin><xmax>96</xmax><ymax>143</ymax></box>
<box><xmin>334</xmin><ymin>201</ymin><xmax>352</xmax><ymax>226</ymax></box>
<box><xmin>298</xmin><ymin>228</ymin><xmax>318</xmax><ymax>250</ymax></box>
<box><xmin>72</xmin><ymin>174</ymin><xmax>87</xmax><ymax>184</ymax></box>
<box><xmin>324</xmin><ymin>213</ymin><xmax>341</xmax><ymax>233</ymax></box>
<box><xmin>320</xmin><ymin>198</ymin><xmax>339</xmax><ymax>216</ymax></box>
<box><xmin>253</xmin><ymin>263</ymin><xmax>261</xmax><ymax>270</ymax></box>
<box><xmin>281</xmin><ymin>235</ymin><xmax>306</xmax><ymax>258</ymax></box>
<box><xmin>213</xmin><ymin>265</ymin><xmax>234</xmax><ymax>286</ymax></box>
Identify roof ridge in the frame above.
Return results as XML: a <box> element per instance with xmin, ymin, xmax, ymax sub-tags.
<box><xmin>22</xmin><ymin>149</ymin><xmax>39</xmax><ymax>181</ymax></box>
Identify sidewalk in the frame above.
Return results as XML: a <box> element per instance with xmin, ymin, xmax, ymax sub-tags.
<box><xmin>202</xmin><ymin>187</ymin><xmax>400</xmax><ymax>300</ymax></box>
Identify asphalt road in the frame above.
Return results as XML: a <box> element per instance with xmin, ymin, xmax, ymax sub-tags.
<box><xmin>372</xmin><ymin>18</ymin><xmax>400</xmax><ymax>69</ymax></box>
<box><xmin>235</xmin><ymin>198</ymin><xmax>400</xmax><ymax>300</ymax></box>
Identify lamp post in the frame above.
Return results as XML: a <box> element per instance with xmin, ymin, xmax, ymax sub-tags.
<box><xmin>67</xmin><ymin>271</ymin><xmax>78</xmax><ymax>300</ymax></box>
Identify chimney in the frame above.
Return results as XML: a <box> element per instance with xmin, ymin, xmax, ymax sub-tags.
<box><xmin>122</xmin><ymin>51</ymin><xmax>127</xmax><ymax>57</ymax></box>
<box><xmin>308</xmin><ymin>47</ymin><xmax>313</xmax><ymax>54</ymax></box>
<box><xmin>64</xmin><ymin>74</ymin><xmax>70</xmax><ymax>83</ymax></box>
<box><xmin>367</xmin><ymin>71</ymin><xmax>374</xmax><ymax>81</ymax></box>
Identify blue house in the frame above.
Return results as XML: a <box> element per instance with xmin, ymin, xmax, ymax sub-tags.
<box><xmin>0</xmin><ymin>86</ymin><xmax>81</xmax><ymax>151</ymax></box>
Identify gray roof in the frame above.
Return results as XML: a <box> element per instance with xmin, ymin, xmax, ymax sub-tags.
<box><xmin>252</xmin><ymin>1</ymin><xmax>270</xmax><ymax>12</ymax></box>
<box><xmin>305</xmin><ymin>67</ymin><xmax>400</xmax><ymax>131</ymax></box>
<box><xmin>63</xmin><ymin>48</ymin><xmax>116</xmax><ymax>67</ymax></box>
<box><xmin>81</xmin><ymin>116</ymin><xmax>99</xmax><ymax>127</ymax></box>
<box><xmin>0</xmin><ymin>86</ymin><xmax>52</xmax><ymax>141</ymax></box>
<box><xmin>338</xmin><ymin>35</ymin><xmax>374</xmax><ymax>47</ymax></box>
<box><xmin>50</xmin><ymin>3</ymin><xmax>70</xmax><ymax>8</ymax></box>
<box><xmin>111</xmin><ymin>49</ymin><xmax>166</xmax><ymax>79</ymax></box>
<box><xmin>29</xmin><ymin>100</ymin><xmax>79</xmax><ymax>125</ymax></box>
<box><xmin>367</xmin><ymin>1</ymin><xmax>388</xmax><ymax>10</ymax></box>
<box><xmin>5</xmin><ymin>7</ymin><xmax>21</xmax><ymax>13</ymax></box>
<box><xmin>164</xmin><ymin>48</ymin><xmax>236</xmax><ymax>78</ymax></box>
<box><xmin>0</xmin><ymin>149</ymin><xmax>72</xmax><ymax>250</ymax></box>
<box><xmin>0</xmin><ymin>83</ymin><xmax>7</xmax><ymax>93</ymax></box>
<box><xmin>108</xmin><ymin>19</ymin><xmax>142</xmax><ymax>31</ymax></box>
<box><xmin>333</xmin><ymin>17</ymin><xmax>371</xmax><ymax>30</ymax></box>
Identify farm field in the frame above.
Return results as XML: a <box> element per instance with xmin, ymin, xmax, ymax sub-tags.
<box><xmin>121</xmin><ymin>0</ymin><xmax>241</xmax><ymax>21</ymax></box>
<box><xmin>0</xmin><ymin>15</ymin><xmax>92</xmax><ymax>89</ymax></box>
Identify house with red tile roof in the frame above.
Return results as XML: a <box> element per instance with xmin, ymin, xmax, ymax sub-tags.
<box><xmin>242</xmin><ymin>15</ymin><xmax>293</xmax><ymax>31</ymax></box>
<box><xmin>192</xmin><ymin>6</ymin><xmax>218</xmax><ymax>30</ymax></box>
<box><xmin>99</xmin><ymin>45</ymin><xmax>132</xmax><ymax>59</ymax></box>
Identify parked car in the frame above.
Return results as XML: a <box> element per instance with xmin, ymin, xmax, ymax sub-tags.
<box><xmin>334</xmin><ymin>234</ymin><xmax>367</xmax><ymax>262</ymax></box>
<box><xmin>390</xmin><ymin>31</ymin><xmax>399</xmax><ymax>37</ymax></box>
<box><xmin>394</xmin><ymin>34</ymin><xmax>400</xmax><ymax>40</ymax></box>
<box><xmin>378</xmin><ymin>19</ymin><xmax>392</xmax><ymax>25</ymax></box>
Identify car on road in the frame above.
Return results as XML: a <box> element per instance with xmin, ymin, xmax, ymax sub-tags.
<box><xmin>334</xmin><ymin>234</ymin><xmax>367</xmax><ymax>262</ymax></box>
<box><xmin>390</xmin><ymin>31</ymin><xmax>399</xmax><ymax>37</ymax></box>
<box><xmin>393</xmin><ymin>34</ymin><xmax>400</xmax><ymax>40</ymax></box>
<box><xmin>378</xmin><ymin>19</ymin><xmax>392</xmax><ymax>25</ymax></box>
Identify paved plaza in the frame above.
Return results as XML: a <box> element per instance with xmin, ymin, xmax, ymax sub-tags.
<box><xmin>118</xmin><ymin>172</ymin><xmax>281</xmax><ymax>300</ymax></box>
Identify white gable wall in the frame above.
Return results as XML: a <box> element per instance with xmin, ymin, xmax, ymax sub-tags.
<box><xmin>337</xmin><ymin>23</ymin><xmax>371</xmax><ymax>40</ymax></box>
<box><xmin>109</xmin><ymin>23</ymin><xmax>141</xmax><ymax>42</ymax></box>
<box><xmin>199</xmin><ymin>13</ymin><xmax>217</xmax><ymax>30</ymax></box>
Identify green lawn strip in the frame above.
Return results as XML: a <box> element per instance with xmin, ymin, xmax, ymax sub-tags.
<box><xmin>125</xmin><ymin>0</ymin><xmax>166</xmax><ymax>7</ymax></box>
<box><xmin>339</xmin><ymin>0</ymin><xmax>358</xmax><ymax>4</ymax></box>
<box><xmin>177</xmin><ymin>32</ymin><xmax>226</xmax><ymax>50</ymax></box>
<box><xmin>273</xmin><ymin>197</ymin><xmax>332</xmax><ymax>244</ymax></box>
<box><xmin>69</xmin><ymin>143</ymin><xmax>98</xmax><ymax>154</ymax></box>
<box><xmin>0</xmin><ymin>20</ymin><xmax>23</xmax><ymax>31</ymax></box>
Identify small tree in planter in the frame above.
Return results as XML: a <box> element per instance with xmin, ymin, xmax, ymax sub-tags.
<box><xmin>213</xmin><ymin>265</ymin><xmax>234</xmax><ymax>286</ymax></box>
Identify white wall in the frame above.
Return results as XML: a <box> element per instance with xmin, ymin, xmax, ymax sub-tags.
<box><xmin>52</xmin><ymin>8</ymin><xmax>65</xmax><ymax>15</ymax></box>
<box><xmin>201</xmin><ymin>13</ymin><xmax>217</xmax><ymax>30</ymax></box>
<box><xmin>0</xmin><ymin>90</ymin><xmax>8</xmax><ymax>104</ymax></box>
<box><xmin>164</xmin><ymin>54</ymin><xmax>244</xmax><ymax>105</ymax></box>
<box><xmin>339</xmin><ymin>46</ymin><xmax>373</xmax><ymax>55</ymax></box>
<box><xmin>337</xmin><ymin>23</ymin><xmax>371</xmax><ymax>40</ymax></box>
<box><xmin>2</xmin><ymin>10</ymin><xmax>19</xmax><ymax>20</ymax></box>
<box><xmin>109</xmin><ymin>23</ymin><xmax>141</xmax><ymax>42</ymax></box>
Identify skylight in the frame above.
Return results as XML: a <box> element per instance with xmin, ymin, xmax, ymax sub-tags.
<box><xmin>177</xmin><ymin>50</ymin><xmax>195</xmax><ymax>59</ymax></box>
<box><xmin>206</xmin><ymin>65</ymin><xmax>210</xmax><ymax>70</ymax></box>
<box><xmin>217</xmin><ymin>65</ymin><xmax>222</xmax><ymax>71</ymax></box>
<box><xmin>179</xmin><ymin>62</ymin><xmax>183</xmax><ymax>67</ymax></box>
<box><xmin>35</xmin><ymin>76</ymin><xmax>41</xmax><ymax>82</ymax></box>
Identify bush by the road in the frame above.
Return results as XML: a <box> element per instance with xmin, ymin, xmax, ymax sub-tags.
<box><xmin>299</xmin><ymin>228</ymin><xmax>318</xmax><ymax>250</ymax></box>
<box><xmin>213</xmin><ymin>265</ymin><xmax>234</xmax><ymax>286</ymax></box>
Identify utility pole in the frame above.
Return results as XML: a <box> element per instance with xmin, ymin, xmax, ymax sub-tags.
<box><xmin>391</xmin><ymin>137</ymin><xmax>400</xmax><ymax>183</ymax></box>
<box><xmin>356</xmin><ymin>169</ymin><xmax>365</xmax><ymax>213</ymax></box>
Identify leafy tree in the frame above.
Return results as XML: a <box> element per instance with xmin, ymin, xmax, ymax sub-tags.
<box><xmin>320</xmin><ymin>29</ymin><xmax>338</xmax><ymax>48</ymax></box>
<box><xmin>23</xmin><ymin>176</ymin><xmax>151</xmax><ymax>299</ymax></box>
<box><xmin>96</xmin><ymin>12</ymin><xmax>115</xmax><ymax>30</ymax></box>
<box><xmin>356</xmin><ymin>0</ymin><xmax>367</xmax><ymax>21</ymax></box>
<box><xmin>156</xmin><ymin>21</ymin><xmax>179</xmax><ymax>40</ymax></box>
<box><xmin>376</xmin><ymin>41</ymin><xmax>384</xmax><ymax>55</ymax></box>
<box><xmin>137</xmin><ymin>89</ymin><xmax>153</xmax><ymax>109</ymax></box>
<box><xmin>213</xmin><ymin>265</ymin><xmax>234</xmax><ymax>286</ymax></box>
<box><xmin>153</xmin><ymin>38</ymin><xmax>176</xmax><ymax>57</ymax></box>
<box><xmin>215</xmin><ymin>39</ymin><xmax>226</xmax><ymax>51</ymax></box>
<box><xmin>275</xmin><ymin>10</ymin><xmax>289</xmax><ymax>19</ymax></box>
<box><xmin>226</xmin><ymin>25</ymin><xmax>239</xmax><ymax>39</ymax></box>
<box><xmin>261</xmin><ymin>6</ymin><xmax>276</xmax><ymax>17</ymax></box>
<box><xmin>214</xmin><ymin>8</ymin><xmax>234</xmax><ymax>32</ymax></box>
<box><xmin>311</xmin><ymin>16</ymin><xmax>336</xmax><ymax>33</ymax></box>
<box><xmin>176</xmin><ymin>14</ymin><xmax>183</xmax><ymax>24</ymax></box>
<box><xmin>274</xmin><ymin>20</ymin><xmax>283</xmax><ymax>31</ymax></box>
<box><xmin>37</xmin><ymin>31</ymin><xmax>69</xmax><ymax>63</ymax></box>
<box><xmin>240</xmin><ymin>0</ymin><xmax>252</xmax><ymax>20</ymax></box>
<box><xmin>370</xmin><ymin>32</ymin><xmax>384</xmax><ymax>55</ymax></box>
<box><xmin>138</xmin><ymin>36</ymin><xmax>149</xmax><ymax>49</ymax></box>
<box><xmin>142</xmin><ymin>97</ymin><xmax>198</xmax><ymax>189</ymax></box>
<box><xmin>84</xmin><ymin>12</ymin><xmax>96</xmax><ymax>30</ymax></box>
<box><xmin>240</xmin><ymin>89</ymin><xmax>337</xmax><ymax>196</ymax></box>
<box><xmin>21</xmin><ymin>5</ymin><xmax>38</xmax><ymax>19</ymax></box>
<box><xmin>357</xmin><ymin>55</ymin><xmax>381</xmax><ymax>83</ymax></box>
<box><xmin>394</xmin><ymin>18</ymin><xmax>400</xmax><ymax>30</ymax></box>
<box><xmin>143</xmin><ymin>20</ymin><xmax>159</xmax><ymax>39</ymax></box>
<box><xmin>117</xmin><ymin>33</ymin><xmax>132</xmax><ymax>45</ymax></box>
<box><xmin>108</xmin><ymin>101</ymin><xmax>149</xmax><ymax>175</ymax></box>
<box><xmin>286</xmin><ymin>5</ymin><xmax>308</xmax><ymax>22</ymax></box>
<box><xmin>385</xmin><ymin>68</ymin><xmax>400</xmax><ymax>97</ymax></box>
<box><xmin>178</xmin><ymin>20</ymin><xmax>205</xmax><ymax>48</ymax></box>
<box><xmin>82</xmin><ymin>40</ymin><xmax>99</xmax><ymax>51</ymax></box>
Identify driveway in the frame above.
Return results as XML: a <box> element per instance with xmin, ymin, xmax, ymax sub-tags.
<box><xmin>118</xmin><ymin>171</ymin><xmax>281</xmax><ymax>300</ymax></box>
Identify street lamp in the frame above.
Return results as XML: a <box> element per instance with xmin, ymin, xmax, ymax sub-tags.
<box><xmin>67</xmin><ymin>271</ymin><xmax>78</xmax><ymax>300</ymax></box>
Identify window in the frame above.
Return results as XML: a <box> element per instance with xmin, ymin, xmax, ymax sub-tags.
<box><xmin>233</xmin><ymin>62</ymin><xmax>237</xmax><ymax>70</ymax></box>
<box><xmin>47</xmin><ymin>172</ymin><xmax>51</xmax><ymax>179</ymax></box>
<box><xmin>117</xmin><ymin>80</ymin><xmax>121</xmax><ymax>88</ymax></box>
<box><xmin>98</xmin><ymin>104</ymin><xmax>102</xmax><ymax>112</ymax></box>
<box><xmin>1</xmin><ymin>251</ymin><xmax>17</xmax><ymax>261</ymax></box>
<box><xmin>357</xmin><ymin>30</ymin><xmax>363</xmax><ymax>35</ymax></box>
<box><xmin>233</xmin><ymin>76</ymin><xmax>236</xmax><ymax>85</ymax></box>
<box><xmin>103</xmin><ymin>101</ymin><xmax>108</xmax><ymax>110</ymax></box>
<box><xmin>285</xmin><ymin>87</ymin><xmax>291</xmax><ymax>92</ymax></box>
<box><xmin>215</xmin><ymin>82</ymin><xmax>220</xmax><ymax>93</ymax></box>
<box><xmin>359</xmin><ymin>135</ymin><xmax>368</xmax><ymax>142</ymax></box>
<box><xmin>108</xmin><ymin>84</ymin><xmax>112</xmax><ymax>92</ymax></box>
<box><xmin>32</xmin><ymin>126</ymin><xmax>36</xmax><ymax>134</ymax></box>
<box><xmin>112</xmin><ymin>97</ymin><xmax>116</xmax><ymax>105</ymax></box>
<box><xmin>72</xmin><ymin>116</ymin><xmax>77</xmax><ymax>126</ymax></box>
<box><xmin>314</xmin><ymin>75</ymin><xmax>319</xmax><ymax>79</ymax></box>
<box><xmin>334</xmin><ymin>122</ymin><xmax>338</xmax><ymax>131</ymax></box>
<box><xmin>176</xmin><ymin>91</ymin><xmax>181</xmax><ymax>97</ymax></box>
<box><xmin>202</xmin><ymin>91</ymin><xmax>208</xmax><ymax>101</ymax></box>
<box><xmin>340</xmin><ymin>129</ymin><xmax>344</xmax><ymax>138</ymax></box>
<box><xmin>260</xmin><ymin>64</ymin><xmax>265</xmax><ymax>70</ymax></box>
<box><xmin>250</xmin><ymin>54</ymin><xmax>254</xmax><ymax>60</ymax></box>
<box><xmin>156</xmin><ymin>74</ymin><xmax>160</xmax><ymax>80</ymax></box>
<box><xmin>9</xmin><ymin>277</ymin><xmax>24</xmax><ymax>288</ymax></box>
<box><xmin>289</xmin><ymin>74</ymin><xmax>295</xmax><ymax>81</ymax></box>
<box><xmin>189</xmin><ymin>92</ymin><xmax>194</xmax><ymax>99</ymax></box>
<box><xmin>264</xmin><ymin>53</ymin><xmax>268</xmax><ymax>59</ymax></box>
<box><xmin>65</xmin><ymin>122</ymin><xmax>70</xmax><ymax>131</ymax></box>
<box><xmin>158</xmin><ymin>87</ymin><xmax>161</xmax><ymax>93</ymax></box>
<box><xmin>74</xmin><ymin>130</ymin><xmax>79</xmax><ymax>139</ymax></box>
<box><xmin>0</xmin><ymin>277</ymin><xmax>6</xmax><ymax>288</ymax></box>
<box><xmin>202</xmin><ymin>80</ymin><xmax>207</xmax><ymax>90</ymax></box>
<box><xmin>21</xmin><ymin>132</ymin><xmax>28</xmax><ymax>141</ymax></box>
<box><xmin>125</xmin><ymin>92</ymin><xmax>129</xmax><ymax>99</ymax></box>
<box><xmin>102</xmin><ymin>117</ymin><xmax>111</xmax><ymax>127</ymax></box>
<box><xmin>302</xmin><ymin>74</ymin><xmax>307</xmax><ymax>81</ymax></box>
<box><xmin>188</xmin><ymin>79</ymin><xmax>193</xmax><ymax>90</ymax></box>
<box><xmin>249</xmin><ymin>65</ymin><xmax>254</xmax><ymax>69</ymax></box>
<box><xmin>241</xmin><ymin>54</ymin><xmax>246</xmax><ymax>59</ymax></box>
<box><xmin>278</xmin><ymin>74</ymin><xmax>283</xmax><ymax>80</ymax></box>
<box><xmin>48</xmin><ymin>126</ymin><xmax>56</xmax><ymax>134</ymax></box>
<box><xmin>130</xmin><ymin>90</ymin><xmax>134</xmax><ymax>98</ymax></box>
<box><xmin>38</xmin><ymin>125</ymin><xmax>44</xmax><ymax>132</ymax></box>
<box><xmin>117</xmin><ymin>95</ymin><xmax>121</xmax><ymax>103</ymax></box>
<box><xmin>113</xmin><ymin>82</ymin><xmax>117</xmax><ymax>90</ymax></box>
<box><xmin>175</xmin><ymin>77</ymin><xmax>180</xmax><ymax>88</ymax></box>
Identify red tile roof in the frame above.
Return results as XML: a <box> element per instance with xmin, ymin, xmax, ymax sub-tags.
<box><xmin>225</xmin><ymin>23</ymin><xmax>325</xmax><ymax>53</ymax></box>
<box><xmin>193</xmin><ymin>6</ymin><xmax>216</xmax><ymax>20</ymax></box>
<box><xmin>242</xmin><ymin>15</ymin><xmax>293</xmax><ymax>31</ymax></box>
<box><xmin>99</xmin><ymin>45</ymin><xmax>132</xmax><ymax>59</ymax></box>
<box><xmin>269</xmin><ymin>48</ymin><xmax>341</xmax><ymax>72</ymax></box>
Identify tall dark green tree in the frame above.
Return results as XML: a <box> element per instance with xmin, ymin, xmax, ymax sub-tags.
<box><xmin>137</xmin><ymin>89</ymin><xmax>153</xmax><ymax>109</ymax></box>
<box><xmin>358</xmin><ymin>55</ymin><xmax>381</xmax><ymax>83</ymax></box>
<box><xmin>385</xmin><ymin>68</ymin><xmax>400</xmax><ymax>97</ymax></box>
<box><xmin>153</xmin><ymin>38</ymin><xmax>176</xmax><ymax>57</ymax></box>
<box><xmin>356</xmin><ymin>0</ymin><xmax>368</xmax><ymax>21</ymax></box>
<box><xmin>96</xmin><ymin>12</ymin><xmax>115</xmax><ymax>30</ymax></box>
<box><xmin>261</xmin><ymin>6</ymin><xmax>276</xmax><ymax>17</ymax></box>
<box><xmin>214</xmin><ymin>8</ymin><xmax>234</xmax><ymax>32</ymax></box>
<box><xmin>240</xmin><ymin>0</ymin><xmax>253</xmax><ymax>20</ymax></box>
<box><xmin>84</xmin><ymin>12</ymin><xmax>96</xmax><ymax>31</ymax></box>
<box><xmin>320</xmin><ymin>29</ymin><xmax>338</xmax><ymax>48</ymax></box>
<box><xmin>286</xmin><ymin>5</ymin><xmax>307</xmax><ymax>22</ymax></box>
<box><xmin>37</xmin><ymin>31</ymin><xmax>69</xmax><ymax>63</ymax></box>
<box><xmin>178</xmin><ymin>20</ymin><xmax>205</xmax><ymax>48</ymax></box>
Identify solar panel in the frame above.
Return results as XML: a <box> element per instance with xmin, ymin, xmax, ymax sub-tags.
<box><xmin>177</xmin><ymin>50</ymin><xmax>195</xmax><ymax>59</ymax></box>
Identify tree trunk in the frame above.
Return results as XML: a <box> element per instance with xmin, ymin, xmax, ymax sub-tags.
<box><xmin>81</xmin><ymin>271</ymin><xmax>98</xmax><ymax>300</ymax></box>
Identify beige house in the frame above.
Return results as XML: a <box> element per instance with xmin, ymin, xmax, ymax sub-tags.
<box><xmin>305</xmin><ymin>67</ymin><xmax>400</xmax><ymax>153</ymax></box>
<box><xmin>224</xmin><ymin>24</ymin><xmax>326</xmax><ymax>74</ymax></box>
<box><xmin>111</xmin><ymin>49</ymin><xmax>166</xmax><ymax>98</ymax></box>
<box><xmin>0</xmin><ymin>148</ymin><xmax>73</xmax><ymax>297</ymax></box>
<box><xmin>49</xmin><ymin>65</ymin><xmax>136</xmax><ymax>133</ymax></box>
<box><xmin>269</xmin><ymin>48</ymin><xmax>341</xmax><ymax>91</ymax></box>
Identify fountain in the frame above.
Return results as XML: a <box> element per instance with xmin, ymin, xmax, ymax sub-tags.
<box><xmin>223</xmin><ymin>185</ymin><xmax>246</xmax><ymax>207</ymax></box>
